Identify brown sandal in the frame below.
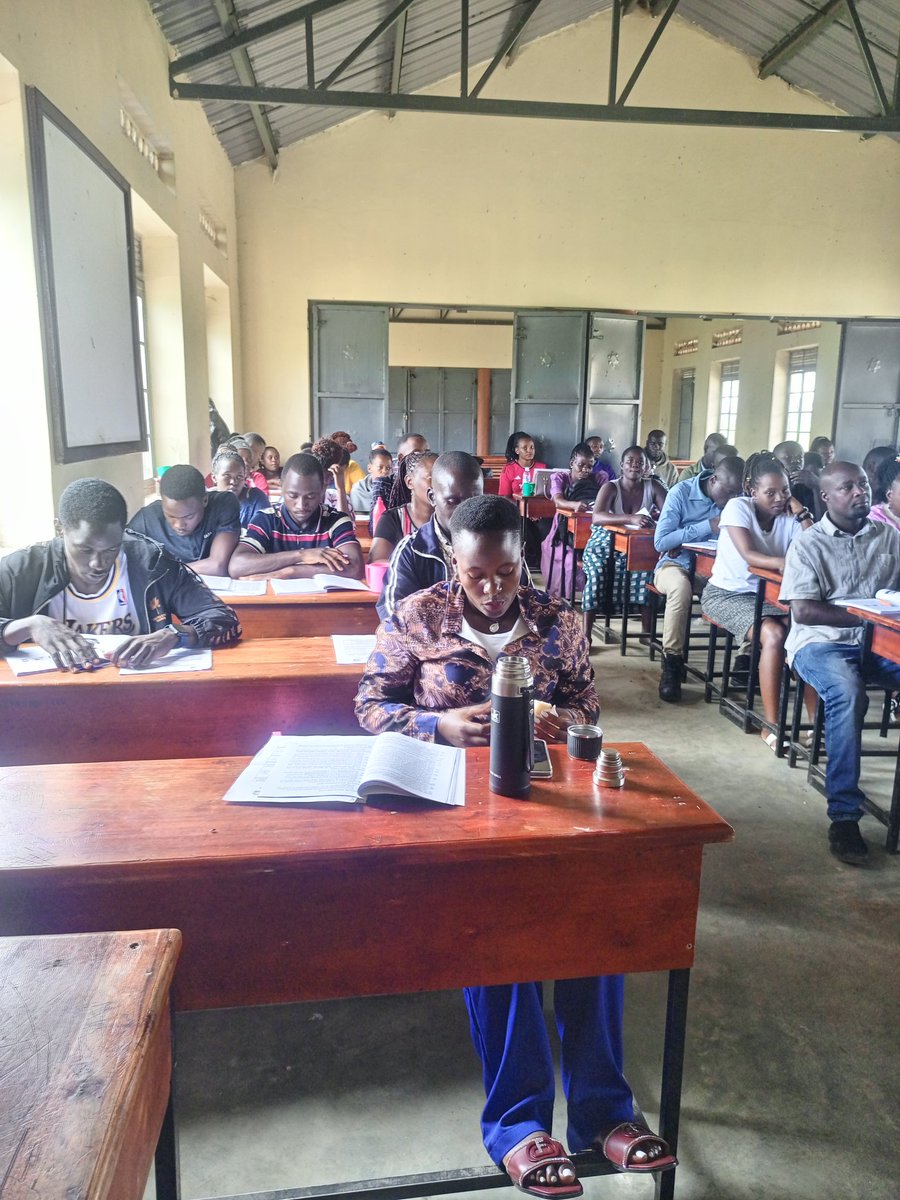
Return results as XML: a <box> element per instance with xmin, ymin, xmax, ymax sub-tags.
<box><xmin>503</xmin><ymin>1133</ymin><xmax>583</xmax><ymax>1199</ymax></box>
<box><xmin>598</xmin><ymin>1121</ymin><xmax>677</xmax><ymax>1173</ymax></box>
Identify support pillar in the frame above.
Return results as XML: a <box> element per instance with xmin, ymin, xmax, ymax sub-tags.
<box><xmin>476</xmin><ymin>368</ymin><xmax>491</xmax><ymax>457</ymax></box>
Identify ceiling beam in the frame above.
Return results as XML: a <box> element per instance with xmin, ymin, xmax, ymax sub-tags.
<box><xmin>319</xmin><ymin>0</ymin><xmax>418</xmax><ymax>90</ymax></box>
<box><xmin>171</xmin><ymin>0</ymin><xmax>360</xmax><ymax>78</ymax></box>
<box><xmin>617</xmin><ymin>0</ymin><xmax>682</xmax><ymax>106</ymax></box>
<box><xmin>893</xmin><ymin>30</ymin><xmax>900</xmax><ymax>114</ymax></box>
<box><xmin>387</xmin><ymin>8</ymin><xmax>408</xmax><ymax>117</ymax></box>
<box><xmin>608</xmin><ymin>0</ymin><xmax>621</xmax><ymax>106</ymax></box>
<box><xmin>844</xmin><ymin>0</ymin><xmax>890</xmax><ymax>115</ymax></box>
<box><xmin>210</xmin><ymin>0</ymin><xmax>278</xmax><ymax>170</ymax></box>
<box><xmin>305</xmin><ymin>15</ymin><xmax>316</xmax><ymax>89</ymax></box>
<box><xmin>470</xmin><ymin>0</ymin><xmax>543</xmax><ymax>100</ymax></box>
<box><xmin>758</xmin><ymin>0</ymin><xmax>846</xmax><ymax>80</ymax></box>
<box><xmin>460</xmin><ymin>0</ymin><xmax>469</xmax><ymax>98</ymax></box>
<box><xmin>170</xmin><ymin>80</ymin><xmax>900</xmax><ymax>133</ymax></box>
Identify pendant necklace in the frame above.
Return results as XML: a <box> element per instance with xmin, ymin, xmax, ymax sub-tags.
<box><xmin>489</xmin><ymin>620</ymin><xmax>501</xmax><ymax>633</ymax></box>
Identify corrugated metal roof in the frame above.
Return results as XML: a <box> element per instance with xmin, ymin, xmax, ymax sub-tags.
<box><xmin>147</xmin><ymin>0</ymin><xmax>900</xmax><ymax>165</ymax></box>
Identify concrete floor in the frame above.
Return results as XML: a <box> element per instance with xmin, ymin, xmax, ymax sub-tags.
<box><xmin>149</xmin><ymin>639</ymin><xmax>900</xmax><ymax>1200</ymax></box>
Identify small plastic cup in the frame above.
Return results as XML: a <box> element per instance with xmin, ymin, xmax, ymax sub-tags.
<box><xmin>521</xmin><ymin>481</ymin><xmax>536</xmax><ymax>497</ymax></box>
<box><xmin>365</xmin><ymin>561</ymin><xmax>388</xmax><ymax>593</ymax></box>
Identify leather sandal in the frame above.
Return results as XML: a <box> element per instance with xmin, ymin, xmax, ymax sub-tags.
<box><xmin>503</xmin><ymin>1133</ymin><xmax>583</xmax><ymax>1199</ymax></box>
<box><xmin>597</xmin><ymin>1121</ymin><xmax>677</xmax><ymax>1173</ymax></box>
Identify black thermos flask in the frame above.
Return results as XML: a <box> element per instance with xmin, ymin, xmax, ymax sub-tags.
<box><xmin>489</xmin><ymin>655</ymin><xmax>534</xmax><ymax>798</ymax></box>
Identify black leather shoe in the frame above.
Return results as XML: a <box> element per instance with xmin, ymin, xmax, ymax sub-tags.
<box><xmin>658</xmin><ymin>653</ymin><xmax>683</xmax><ymax>703</ymax></box>
<box><xmin>828</xmin><ymin>821</ymin><xmax>869</xmax><ymax>865</ymax></box>
<box><xmin>731</xmin><ymin>653</ymin><xmax>751</xmax><ymax>690</ymax></box>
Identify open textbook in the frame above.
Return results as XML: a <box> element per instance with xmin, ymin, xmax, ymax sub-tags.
<box><xmin>270</xmin><ymin>575</ymin><xmax>371</xmax><ymax>595</ymax></box>
<box><xmin>224</xmin><ymin>733</ymin><xmax>466</xmax><ymax>807</ymax></box>
<box><xmin>834</xmin><ymin>589</ymin><xmax>900</xmax><ymax>617</ymax></box>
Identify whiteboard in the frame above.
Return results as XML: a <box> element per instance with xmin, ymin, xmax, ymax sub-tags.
<box><xmin>27</xmin><ymin>88</ymin><xmax>146</xmax><ymax>463</ymax></box>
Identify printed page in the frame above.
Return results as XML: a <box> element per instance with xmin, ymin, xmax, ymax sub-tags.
<box><xmin>223</xmin><ymin>735</ymin><xmax>356</xmax><ymax>806</ymax></box>
<box><xmin>4</xmin><ymin>633</ymin><xmax>129</xmax><ymax>676</ymax></box>
<box><xmin>313</xmin><ymin>574</ymin><xmax>371</xmax><ymax>592</ymax></box>
<box><xmin>360</xmin><ymin>732</ymin><xmax>466</xmax><ymax>806</ymax></box>
<box><xmin>199</xmin><ymin>575</ymin><xmax>267</xmax><ymax>596</ymax></box>
<box><xmin>332</xmin><ymin>634</ymin><xmax>377</xmax><ymax>664</ymax></box>
<box><xmin>118</xmin><ymin>647</ymin><xmax>213</xmax><ymax>675</ymax></box>
<box><xmin>270</xmin><ymin>578</ymin><xmax>325</xmax><ymax>595</ymax></box>
<box><xmin>683</xmin><ymin>540</ymin><xmax>719</xmax><ymax>552</ymax></box>
<box><xmin>255</xmin><ymin>735</ymin><xmax>374</xmax><ymax>799</ymax></box>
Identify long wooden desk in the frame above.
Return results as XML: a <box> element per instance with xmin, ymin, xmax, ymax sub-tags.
<box><xmin>0</xmin><ymin>743</ymin><xmax>732</xmax><ymax>1200</ymax></box>
<box><xmin>225</xmin><ymin>585</ymin><xmax>380</xmax><ymax>639</ymax></box>
<box><xmin>0</xmin><ymin>928</ymin><xmax>180</xmax><ymax>1200</ymax></box>
<box><xmin>0</xmin><ymin>637</ymin><xmax>364</xmax><ymax>765</ymax></box>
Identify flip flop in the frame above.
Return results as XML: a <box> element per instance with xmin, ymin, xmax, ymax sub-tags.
<box><xmin>597</xmin><ymin>1121</ymin><xmax>677</xmax><ymax>1173</ymax></box>
<box><xmin>503</xmin><ymin>1133</ymin><xmax>583</xmax><ymax>1199</ymax></box>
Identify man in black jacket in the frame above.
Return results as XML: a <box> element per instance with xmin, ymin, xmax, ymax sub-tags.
<box><xmin>0</xmin><ymin>478</ymin><xmax>241</xmax><ymax>671</ymax></box>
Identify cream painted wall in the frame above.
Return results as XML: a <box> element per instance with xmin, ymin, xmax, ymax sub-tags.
<box><xmin>389</xmin><ymin>322</ymin><xmax>512</xmax><ymax>369</ymax></box>
<box><xmin>0</xmin><ymin>0</ymin><xmax>241</xmax><ymax>543</ymax></box>
<box><xmin>640</xmin><ymin>329</ymin><xmax>665</xmax><ymax>437</ymax></box>
<box><xmin>236</xmin><ymin>9</ymin><xmax>900</xmax><ymax>451</ymax></box>
<box><xmin>656</xmin><ymin>317</ymin><xmax>842</xmax><ymax>461</ymax></box>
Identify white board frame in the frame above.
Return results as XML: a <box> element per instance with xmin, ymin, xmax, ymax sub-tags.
<box><xmin>26</xmin><ymin>88</ymin><xmax>147</xmax><ymax>464</ymax></box>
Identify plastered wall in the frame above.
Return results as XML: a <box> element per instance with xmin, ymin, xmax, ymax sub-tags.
<box><xmin>0</xmin><ymin>0</ymin><xmax>240</xmax><ymax>545</ymax></box>
<box><xmin>236</xmin><ymin>9</ymin><xmax>900</xmax><ymax>452</ymax></box>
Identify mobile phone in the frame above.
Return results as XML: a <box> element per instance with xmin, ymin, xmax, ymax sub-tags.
<box><xmin>531</xmin><ymin>739</ymin><xmax>553</xmax><ymax>779</ymax></box>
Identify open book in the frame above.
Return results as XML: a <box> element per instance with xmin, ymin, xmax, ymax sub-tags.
<box><xmin>270</xmin><ymin>575</ymin><xmax>372</xmax><ymax>595</ymax></box>
<box><xmin>198</xmin><ymin>575</ymin><xmax>268</xmax><ymax>596</ymax></box>
<box><xmin>225</xmin><ymin>733</ymin><xmax>466</xmax><ymax>807</ymax></box>
<box><xmin>835</xmin><ymin>589</ymin><xmax>900</xmax><ymax>617</ymax></box>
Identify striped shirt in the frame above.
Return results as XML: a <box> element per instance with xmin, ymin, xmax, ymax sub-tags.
<box><xmin>240</xmin><ymin>504</ymin><xmax>358</xmax><ymax>555</ymax></box>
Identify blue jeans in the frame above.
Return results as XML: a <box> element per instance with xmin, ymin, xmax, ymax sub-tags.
<box><xmin>463</xmin><ymin>977</ymin><xmax>634</xmax><ymax>1165</ymax></box>
<box><xmin>792</xmin><ymin>642</ymin><xmax>900</xmax><ymax>822</ymax></box>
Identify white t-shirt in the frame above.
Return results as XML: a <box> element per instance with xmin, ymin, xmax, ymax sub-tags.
<box><xmin>47</xmin><ymin>553</ymin><xmax>140</xmax><ymax>636</ymax></box>
<box><xmin>459</xmin><ymin>616</ymin><xmax>528</xmax><ymax>663</ymax></box>
<box><xmin>709</xmin><ymin>496</ymin><xmax>798</xmax><ymax>594</ymax></box>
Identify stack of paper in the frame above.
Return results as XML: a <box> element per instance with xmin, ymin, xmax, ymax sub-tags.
<box><xmin>331</xmin><ymin>635</ymin><xmax>377</xmax><ymax>664</ymax></box>
<box><xmin>4</xmin><ymin>634</ymin><xmax>212</xmax><ymax>676</ymax></box>
<box><xmin>198</xmin><ymin>576</ymin><xmax>268</xmax><ymax>596</ymax></box>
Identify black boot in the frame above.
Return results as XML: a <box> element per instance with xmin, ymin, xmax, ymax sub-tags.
<box><xmin>659</xmin><ymin>653</ymin><xmax>684</xmax><ymax>703</ymax></box>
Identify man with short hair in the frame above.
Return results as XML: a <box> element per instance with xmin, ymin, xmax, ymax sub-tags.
<box><xmin>378</xmin><ymin>451</ymin><xmax>483</xmax><ymax>620</ymax></box>
<box><xmin>654</xmin><ymin>456</ymin><xmax>745</xmax><ymax>701</ymax></box>
<box><xmin>128</xmin><ymin>463</ymin><xmax>240</xmax><ymax>577</ymax></box>
<box><xmin>781</xmin><ymin>461</ymin><xmax>900</xmax><ymax>864</ymax></box>
<box><xmin>0</xmin><ymin>477</ymin><xmax>240</xmax><ymax>670</ymax></box>
<box><xmin>229</xmin><ymin>452</ymin><xmax>364</xmax><ymax>581</ymax></box>
<box><xmin>644</xmin><ymin>429</ymin><xmax>679</xmax><ymax>489</ymax></box>
<box><xmin>678</xmin><ymin>432</ymin><xmax>727</xmax><ymax>482</ymax></box>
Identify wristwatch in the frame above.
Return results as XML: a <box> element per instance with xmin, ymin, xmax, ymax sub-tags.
<box><xmin>164</xmin><ymin>622</ymin><xmax>191</xmax><ymax>649</ymax></box>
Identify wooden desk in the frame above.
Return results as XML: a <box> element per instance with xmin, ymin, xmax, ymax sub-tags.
<box><xmin>0</xmin><ymin>928</ymin><xmax>180</xmax><ymax>1200</ymax></box>
<box><xmin>0</xmin><ymin>637</ymin><xmax>364</xmax><ymax>766</ymax></box>
<box><xmin>518</xmin><ymin>495</ymin><xmax>557</xmax><ymax>521</ymax></box>
<box><xmin>226</xmin><ymin>586</ymin><xmax>380</xmax><ymax>639</ymax></box>
<box><xmin>0</xmin><ymin>745</ymin><xmax>732</xmax><ymax>1200</ymax></box>
<box><xmin>691</xmin><ymin>547</ymin><xmax>716</xmax><ymax>580</ymax></box>
<box><xmin>354</xmin><ymin>516</ymin><xmax>372</xmax><ymax>555</ymax></box>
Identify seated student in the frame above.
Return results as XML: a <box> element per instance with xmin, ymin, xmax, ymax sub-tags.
<box><xmin>581</xmin><ymin>447</ymin><xmax>667</xmax><ymax>639</ymax></box>
<box><xmin>586</xmin><ymin>435</ymin><xmax>616</xmax><ymax>485</ymax></box>
<box><xmin>644</xmin><ymin>429</ymin><xmax>679</xmax><ymax>488</ymax></box>
<box><xmin>128</xmin><ymin>464</ymin><xmax>240</xmax><ymax>577</ymax></box>
<box><xmin>310</xmin><ymin>437</ymin><xmax>353</xmax><ymax>516</ymax></box>
<box><xmin>369</xmin><ymin>451</ymin><xmax>437</xmax><ymax>563</ymax></box>
<box><xmin>701</xmin><ymin>453</ymin><xmax>814</xmax><ymax>749</ymax></box>
<box><xmin>0</xmin><ymin>478</ymin><xmax>240</xmax><ymax>670</ymax></box>
<box><xmin>654</xmin><ymin>455</ymin><xmax>745</xmax><ymax>702</ymax></box>
<box><xmin>243</xmin><ymin>433</ymin><xmax>270</xmax><ymax>493</ymax></box>
<box><xmin>498</xmin><ymin>431</ymin><xmax>547</xmax><ymax>498</ymax></box>
<box><xmin>329</xmin><ymin>430</ymin><xmax>366</xmax><ymax>489</ymax></box>
<box><xmin>678</xmin><ymin>432</ymin><xmax>727</xmax><ymax>482</ymax></box>
<box><xmin>781</xmin><ymin>461</ymin><xmax>900</xmax><ymax>864</ymax></box>
<box><xmin>540</xmin><ymin>443</ymin><xmax>601</xmax><ymax>599</ymax></box>
<box><xmin>229</xmin><ymin>451</ymin><xmax>364</xmax><ymax>581</ymax></box>
<box><xmin>370</xmin><ymin>433</ymin><xmax>430</xmax><ymax>530</ymax></box>
<box><xmin>773</xmin><ymin>440</ymin><xmax>823</xmax><ymax>521</ymax></box>
<box><xmin>862</xmin><ymin>445</ymin><xmax>897</xmax><ymax>490</ymax></box>
<box><xmin>378</xmin><ymin>450</ymin><xmax>483</xmax><ymax>621</ymax></box>
<box><xmin>350</xmin><ymin>445</ymin><xmax>393</xmax><ymax>514</ymax></box>
<box><xmin>210</xmin><ymin>449</ymin><xmax>269</xmax><ymax>529</ymax></box>
<box><xmin>868</xmin><ymin>456</ymin><xmax>900</xmax><ymax>531</ymax></box>
<box><xmin>809</xmin><ymin>436</ymin><xmax>835</xmax><ymax>467</ymax></box>
<box><xmin>260</xmin><ymin>445</ymin><xmax>283</xmax><ymax>503</ymax></box>
<box><xmin>356</xmin><ymin>494</ymin><xmax>674</xmax><ymax>1188</ymax></box>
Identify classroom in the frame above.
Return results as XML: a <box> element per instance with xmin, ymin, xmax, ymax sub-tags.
<box><xmin>0</xmin><ymin>3</ymin><xmax>898</xmax><ymax>1200</ymax></box>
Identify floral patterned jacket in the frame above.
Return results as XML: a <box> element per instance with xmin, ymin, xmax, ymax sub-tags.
<box><xmin>355</xmin><ymin>582</ymin><xmax>599</xmax><ymax>741</ymax></box>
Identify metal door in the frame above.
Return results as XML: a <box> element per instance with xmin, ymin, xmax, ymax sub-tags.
<box><xmin>511</xmin><ymin>312</ymin><xmax>587</xmax><ymax>466</ymax></box>
<box><xmin>584</xmin><ymin>315</ymin><xmax>643</xmax><ymax>455</ymax></box>
<box><xmin>490</xmin><ymin>369</ymin><xmax>512</xmax><ymax>455</ymax></box>
<box><xmin>833</xmin><ymin>321</ymin><xmax>900</xmax><ymax>463</ymax></box>
<box><xmin>393</xmin><ymin>368</ymin><xmax>477</xmax><ymax>453</ymax></box>
<box><xmin>388</xmin><ymin>367</ymin><xmax>408</xmax><ymax>446</ymax></box>
<box><xmin>312</xmin><ymin>304</ymin><xmax>388</xmax><ymax>452</ymax></box>
<box><xmin>675</xmin><ymin>368</ymin><xmax>695</xmax><ymax>459</ymax></box>
<box><xmin>407</xmin><ymin>368</ymin><xmax>442</xmax><ymax>451</ymax></box>
<box><xmin>442</xmin><ymin>369</ymin><xmax>477</xmax><ymax>453</ymax></box>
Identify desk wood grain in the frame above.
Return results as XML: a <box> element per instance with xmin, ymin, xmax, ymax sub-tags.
<box><xmin>847</xmin><ymin>606</ymin><xmax>900</xmax><ymax>662</ymax></box>
<box><xmin>0</xmin><ymin>637</ymin><xmax>364</xmax><ymax>765</ymax></box>
<box><xmin>226</xmin><ymin>587</ymin><xmax>380</xmax><ymax>639</ymax></box>
<box><xmin>0</xmin><ymin>929</ymin><xmax>180</xmax><ymax>1200</ymax></box>
<box><xmin>0</xmin><ymin>744</ymin><xmax>733</xmax><ymax>1011</ymax></box>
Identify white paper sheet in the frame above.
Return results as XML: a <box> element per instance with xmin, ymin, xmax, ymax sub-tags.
<box><xmin>331</xmin><ymin>635</ymin><xmax>377</xmax><ymax>664</ymax></box>
<box><xmin>683</xmin><ymin>540</ymin><xmax>719</xmax><ymax>552</ymax></box>
<box><xmin>198</xmin><ymin>575</ymin><xmax>267</xmax><ymax>596</ymax></box>
<box><xmin>270</xmin><ymin>575</ymin><xmax>371</xmax><ymax>595</ymax></box>
<box><xmin>118</xmin><ymin>646</ymin><xmax>213</xmax><ymax>675</ymax></box>
<box><xmin>4</xmin><ymin>634</ymin><xmax>129</xmax><ymax>676</ymax></box>
<box><xmin>361</xmin><ymin>732</ymin><xmax>466</xmax><ymax>807</ymax></box>
<box><xmin>254</xmin><ymin>736</ymin><xmax>373</xmax><ymax>800</ymax></box>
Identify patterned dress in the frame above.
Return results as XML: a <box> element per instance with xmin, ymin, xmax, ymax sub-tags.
<box><xmin>581</xmin><ymin>479</ymin><xmax>658</xmax><ymax>613</ymax></box>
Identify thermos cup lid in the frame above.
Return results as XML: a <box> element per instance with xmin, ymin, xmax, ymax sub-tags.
<box><xmin>566</xmin><ymin>724</ymin><xmax>604</xmax><ymax>761</ymax></box>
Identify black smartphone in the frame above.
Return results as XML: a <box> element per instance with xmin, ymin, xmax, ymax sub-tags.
<box><xmin>531</xmin><ymin>739</ymin><xmax>553</xmax><ymax>779</ymax></box>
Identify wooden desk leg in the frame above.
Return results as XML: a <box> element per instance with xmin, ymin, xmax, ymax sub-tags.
<box><xmin>654</xmin><ymin>967</ymin><xmax>690</xmax><ymax>1200</ymax></box>
<box><xmin>620</xmin><ymin>563</ymin><xmax>630</xmax><ymax>656</ymax></box>
<box><xmin>154</xmin><ymin>1007</ymin><xmax>181</xmax><ymax>1200</ymax></box>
